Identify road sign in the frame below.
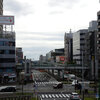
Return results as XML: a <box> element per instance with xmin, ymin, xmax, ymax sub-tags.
<box><xmin>0</xmin><ymin>16</ymin><xmax>14</xmax><ymax>25</ymax></box>
<box><xmin>96</xmin><ymin>94</ymin><xmax>99</xmax><ymax>98</ymax></box>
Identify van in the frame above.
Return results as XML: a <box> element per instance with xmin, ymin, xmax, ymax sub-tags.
<box><xmin>53</xmin><ymin>82</ymin><xmax>63</xmax><ymax>89</ymax></box>
<box><xmin>68</xmin><ymin>74</ymin><xmax>75</xmax><ymax>81</ymax></box>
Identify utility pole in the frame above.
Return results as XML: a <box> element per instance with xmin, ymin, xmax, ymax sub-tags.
<box><xmin>82</xmin><ymin>49</ymin><xmax>84</xmax><ymax>100</ymax></box>
<box><xmin>77</xmin><ymin>49</ymin><xmax>84</xmax><ymax>100</ymax></box>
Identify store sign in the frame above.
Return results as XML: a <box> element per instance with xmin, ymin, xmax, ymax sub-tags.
<box><xmin>60</xmin><ymin>56</ymin><xmax>65</xmax><ymax>61</ymax></box>
<box><xmin>0</xmin><ymin>16</ymin><xmax>14</xmax><ymax>25</ymax></box>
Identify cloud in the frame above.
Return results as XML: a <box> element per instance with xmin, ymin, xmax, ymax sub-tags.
<box><xmin>48</xmin><ymin>0</ymin><xmax>80</xmax><ymax>9</ymax></box>
<box><xmin>49</xmin><ymin>11</ymin><xmax>63</xmax><ymax>15</ymax></box>
<box><xmin>16</xmin><ymin>31</ymin><xmax>64</xmax><ymax>60</ymax></box>
<box><xmin>4</xmin><ymin>0</ymin><xmax>33</xmax><ymax>16</ymax></box>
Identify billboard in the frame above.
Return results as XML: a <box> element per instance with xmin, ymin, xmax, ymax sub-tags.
<box><xmin>56</xmin><ymin>56</ymin><xmax>65</xmax><ymax>62</ymax></box>
<box><xmin>0</xmin><ymin>16</ymin><xmax>14</xmax><ymax>25</ymax></box>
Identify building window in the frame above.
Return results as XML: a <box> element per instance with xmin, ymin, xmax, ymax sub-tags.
<box><xmin>98</xmin><ymin>15</ymin><xmax>100</xmax><ymax>20</ymax></box>
<box><xmin>98</xmin><ymin>28</ymin><xmax>100</xmax><ymax>32</ymax></box>
<box><xmin>0</xmin><ymin>58</ymin><xmax>15</xmax><ymax>63</ymax></box>
<box><xmin>9</xmin><ymin>42</ymin><xmax>15</xmax><ymax>46</ymax></box>
<box><xmin>4</xmin><ymin>41</ymin><xmax>9</xmax><ymax>46</ymax></box>
<box><xmin>9</xmin><ymin>50</ymin><xmax>15</xmax><ymax>54</ymax></box>
<box><xmin>0</xmin><ymin>41</ymin><xmax>4</xmax><ymax>46</ymax></box>
<box><xmin>0</xmin><ymin>50</ymin><xmax>4</xmax><ymax>54</ymax></box>
<box><xmin>98</xmin><ymin>22</ymin><xmax>100</xmax><ymax>26</ymax></box>
<box><xmin>97</xmin><ymin>40</ymin><xmax>100</xmax><ymax>44</ymax></box>
<box><xmin>4</xmin><ymin>50</ymin><xmax>9</xmax><ymax>54</ymax></box>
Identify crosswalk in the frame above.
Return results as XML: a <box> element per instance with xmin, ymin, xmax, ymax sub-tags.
<box><xmin>35</xmin><ymin>81</ymin><xmax>58</xmax><ymax>86</ymax></box>
<box><xmin>39</xmin><ymin>93</ymin><xmax>70</xmax><ymax>100</ymax></box>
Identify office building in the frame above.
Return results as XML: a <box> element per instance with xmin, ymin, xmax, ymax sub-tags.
<box><xmin>46</xmin><ymin>48</ymin><xmax>64</xmax><ymax>63</ymax></box>
<box><xmin>0</xmin><ymin>31</ymin><xmax>16</xmax><ymax>83</ymax></box>
<box><xmin>97</xmin><ymin>11</ymin><xmax>100</xmax><ymax>61</ymax></box>
<box><xmin>16</xmin><ymin>47</ymin><xmax>23</xmax><ymax>63</ymax></box>
<box><xmin>64</xmin><ymin>31</ymin><xmax>73</xmax><ymax>63</ymax></box>
<box><xmin>0</xmin><ymin>0</ymin><xmax>3</xmax><ymax>33</ymax></box>
<box><xmin>73</xmin><ymin>29</ymin><xmax>88</xmax><ymax>65</ymax></box>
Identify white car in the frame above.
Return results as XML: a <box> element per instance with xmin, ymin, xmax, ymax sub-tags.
<box><xmin>72</xmin><ymin>80</ymin><xmax>78</xmax><ymax>86</ymax></box>
<box><xmin>70</xmin><ymin>92</ymin><xmax>81</xmax><ymax>100</ymax></box>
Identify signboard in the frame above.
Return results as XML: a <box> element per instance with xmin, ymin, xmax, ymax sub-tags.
<box><xmin>60</xmin><ymin>56</ymin><xmax>65</xmax><ymax>61</ymax></box>
<box><xmin>96</xmin><ymin>94</ymin><xmax>99</xmax><ymax>98</ymax></box>
<box><xmin>0</xmin><ymin>16</ymin><xmax>14</xmax><ymax>25</ymax></box>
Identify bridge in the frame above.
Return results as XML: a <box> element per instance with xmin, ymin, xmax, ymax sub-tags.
<box><xmin>31</xmin><ymin>65</ymin><xmax>89</xmax><ymax>70</ymax></box>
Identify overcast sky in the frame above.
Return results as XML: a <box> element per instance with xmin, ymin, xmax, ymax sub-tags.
<box><xmin>3</xmin><ymin>0</ymin><xmax>100</xmax><ymax>60</ymax></box>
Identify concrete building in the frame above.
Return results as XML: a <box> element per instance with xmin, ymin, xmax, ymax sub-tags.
<box><xmin>0</xmin><ymin>0</ymin><xmax>3</xmax><ymax>33</ymax></box>
<box><xmin>16</xmin><ymin>47</ymin><xmax>23</xmax><ymax>63</ymax></box>
<box><xmin>0</xmin><ymin>0</ymin><xmax>16</xmax><ymax>83</ymax></box>
<box><xmin>85</xmin><ymin>21</ymin><xmax>98</xmax><ymax>79</ymax></box>
<box><xmin>73</xmin><ymin>29</ymin><xmax>88</xmax><ymax>65</ymax></box>
<box><xmin>88</xmin><ymin>21</ymin><xmax>97</xmax><ymax>32</ymax></box>
<box><xmin>64</xmin><ymin>31</ymin><xmax>73</xmax><ymax>63</ymax></box>
<box><xmin>46</xmin><ymin>48</ymin><xmax>64</xmax><ymax>63</ymax></box>
<box><xmin>97</xmin><ymin>11</ymin><xmax>100</xmax><ymax>62</ymax></box>
<box><xmin>39</xmin><ymin>55</ymin><xmax>46</xmax><ymax>64</ymax></box>
<box><xmin>97</xmin><ymin>11</ymin><xmax>100</xmax><ymax>78</ymax></box>
<box><xmin>0</xmin><ymin>31</ymin><xmax>16</xmax><ymax>83</ymax></box>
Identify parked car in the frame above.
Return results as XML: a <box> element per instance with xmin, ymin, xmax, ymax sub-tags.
<box><xmin>53</xmin><ymin>82</ymin><xmax>63</xmax><ymax>89</ymax></box>
<box><xmin>0</xmin><ymin>86</ymin><xmax>16</xmax><ymax>92</ymax></box>
<box><xmin>70</xmin><ymin>92</ymin><xmax>81</xmax><ymax>100</ymax></box>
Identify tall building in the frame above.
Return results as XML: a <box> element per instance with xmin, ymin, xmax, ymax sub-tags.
<box><xmin>0</xmin><ymin>0</ymin><xmax>16</xmax><ymax>83</ymax></box>
<box><xmin>97</xmin><ymin>11</ymin><xmax>100</xmax><ymax>78</ymax></box>
<box><xmin>39</xmin><ymin>55</ymin><xmax>46</xmax><ymax>64</ymax></box>
<box><xmin>16</xmin><ymin>47</ymin><xmax>23</xmax><ymax>63</ymax></box>
<box><xmin>85</xmin><ymin>21</ymin><xmax>97</xmax><ymax>79</ymax></box>
<box><xmin>0</xmin><ymin>0</ymin><xmax>3</xmax><ymax>33</ymax></box>
<box><xmin>97</xmin><ymin>11</ymin><xmax>100</xmax><ymax>61</ymax></box>
<box><xmin>64</xmin><ymin>31</ymin><xmax>73</xmax><ymax>63</ymax></box>
<box><xmin>73</xmin><ymin>29</ymin><xmax>88</xmax><ymax>65</ymax></box>
<box><xmin>0</xmin><ymin>32</ymin><xmax>16</xmax><ymax>83</ymax></box>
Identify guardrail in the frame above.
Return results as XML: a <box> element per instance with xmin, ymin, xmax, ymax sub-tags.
<box><xmin>0</xmin><ymin>95</ymin><xmax>32</xmax><ymax>100</ymax></box>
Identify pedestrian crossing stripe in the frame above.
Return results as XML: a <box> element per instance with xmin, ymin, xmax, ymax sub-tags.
<box><xmin>39</xmin><ymin>94</ymin><xmax>70</xmax><ymax>99</ymax></box>
<box><xmin>35</xmin><ymin>81</ymin><xmax>58</xmax><ymax>85</ymax></box>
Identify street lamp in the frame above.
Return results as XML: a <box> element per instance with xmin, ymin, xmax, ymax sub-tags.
<box><xmin>77</xmin><ymin>49</ymin><xmax>84</xmax><ymax>100</ymax></box>
<box><xmin>20</xmin><ymin>71</ymin><xmax>25</xmax><ymax>95</ymax></box>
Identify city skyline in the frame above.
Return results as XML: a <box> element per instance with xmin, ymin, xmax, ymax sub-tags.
<box><xmin>3</xmin><ymin>0</ymin><xmax>100</xmax><ymax>60</ymax></box>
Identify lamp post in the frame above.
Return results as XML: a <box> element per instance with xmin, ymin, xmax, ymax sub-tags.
<box><xmin>20</xmin><ymin>71</ymin><xmax>25</xmax><ymax>95</ymax></box>
<box><xmin>77</xmin><ymin>49</ymin><xmax>84</xmax><ymax>100</ymax></box>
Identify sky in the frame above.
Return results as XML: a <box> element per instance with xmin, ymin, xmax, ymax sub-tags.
<box><xmin>3</xmin><ymin>0</ymin><xmax>100</xmax><ymax>60</ymax></box>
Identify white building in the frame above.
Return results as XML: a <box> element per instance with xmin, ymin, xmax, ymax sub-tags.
<box><xmin>73</xmin><ymin>29</ymin><xmax>88</xmax><ymax>65</ymax></box>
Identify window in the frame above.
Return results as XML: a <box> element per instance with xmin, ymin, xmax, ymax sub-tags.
<box><xmin>0</xmin><ymin>58</ymin><xmax>15</xmax><ymax>63</ymax></box>
<box><xmin>98</xmin><ymin>22</ymin><xmax>100</xmax><ymax>26</ymax></box>
<box><xmin>4</xmin><ymin>50</ymin><xmax>9</xmax><ymax>54</ymax></box>
<box><xmin>98</xmin><ymin>28</ymin><xmax>100</xmax><ymax>32</ymax></box>
<box><xmin>98</xmin><ymin>15</ymin><xmax>100</xmax><ymax>20</ymax></box>
<box><xmin>0</xmin><ymin>50</ymin><xmax>4</xmax><ymax>54</ymax></box>
<box><xmin>9</xmin><ymin>42</ymin><xmax>15</xmax><ymax>46</ymax></box>
<box><xmin>0</xmin><ymin>41</ymin><xmax>4</xmax><ymax>46</ymax></box>
<box><xmin>4</xmin><ymin>41</ymin><xmax>9</xmax><ymax>46</ymax></box>
<box><xmin>9</xmin><ymin>50</ymin><xmax>15</xmax><ymax>54</ymax></box>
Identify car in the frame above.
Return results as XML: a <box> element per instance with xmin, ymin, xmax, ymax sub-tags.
<box><xmin>72</xmin><ymin>80</ymin><xmax>78</xmax><ymax>86</ymax></box>
<box><xmin>53</xmin><ymin>82</ymin><xmax>63</xmax><ymax>89</ymax></box>
<box><xmin>70</xmin><ymin>92</ymin><xmax>81</xmax><ymax>100</ymax></box>
<box><xmin>0</xmin><ymin>86</ymin><xmax>16</xmax><ymax>92</ymax></box>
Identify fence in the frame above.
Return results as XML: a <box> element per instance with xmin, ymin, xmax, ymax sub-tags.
<box><xmin>0</xmin><ymin>95</ymin><xmax>32</xmax><ymax>100</ymax></box>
